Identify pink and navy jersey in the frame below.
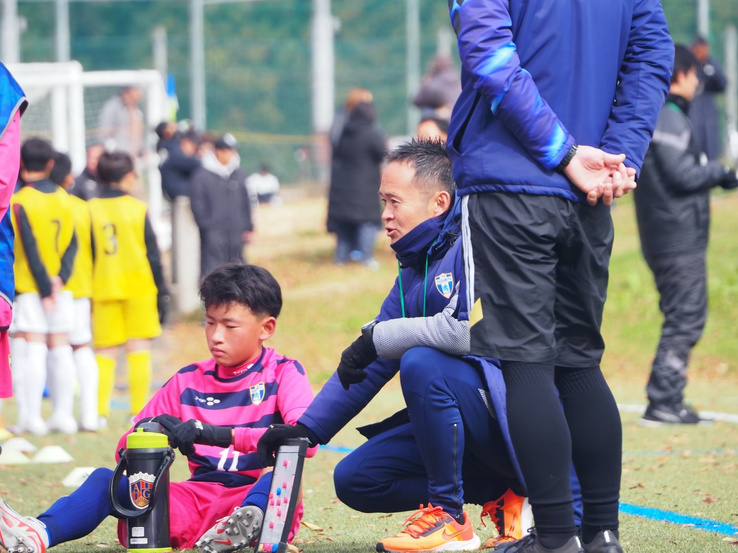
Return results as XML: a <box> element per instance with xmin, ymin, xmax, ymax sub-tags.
<box><xmin>118</xmin><ymin>346</ymin><xmax>316</xmax><ymax>487</ymax></box>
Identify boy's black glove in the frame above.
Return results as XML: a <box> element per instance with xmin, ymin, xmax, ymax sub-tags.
<box><xmin>336</xmin><ymin>323</ymin><xmax>378</xmax><ymax>390</ymax></box>
<box><xmin>135</xmin><ymin>414</ymin><xmax>182</xmax><ymax>438</ymax></box>
<box><xmin>720</xmin><ymin>169</ymin><xmax>738</xmax><ymax>190</ymax></box>
<box><xmin>257</xmin><ymin>423</ymin><xmax>311</xmax><ymax>467</ymax></box>
<box><xmin>170</xmin><ymin>419</ymin><xmax>232</xmax><ymax>456</ymax></box>
<box><xmin>157</xmin><ymin>292</ymin><xmax>171</xmax><ymax>325</ymax></box>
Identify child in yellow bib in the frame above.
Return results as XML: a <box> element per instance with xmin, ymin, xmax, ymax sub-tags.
<box><xmin>88</xmin><ymin>151</ymin><xmax>169</xmax><ymax>424</ymax></box>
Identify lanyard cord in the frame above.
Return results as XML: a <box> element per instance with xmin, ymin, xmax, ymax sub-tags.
<box><xmin>397</xmin><ymin>255</ymin><xmax>429</xmax><ymax>319</ymax></box>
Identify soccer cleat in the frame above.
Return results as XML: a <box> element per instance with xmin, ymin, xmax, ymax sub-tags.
<box><xmin>639</xmin><ymin>402</ymin><xmax>713</xmax><ymax>427</ymax></box>
<box><xmin>0</xmin><ymin>498</ymin><xmax>49</xmax><ymax>553</ymax></box>
<box><xmin>494</xmin><ymin>532</ymin><xmax>583</xmax><ymax>553</ymax></box>
<box><xmin>376</xmin><ymin>504</ymin><xmax>481</xmax><ymax>552</ymax></box>
<box><xmin>582</xmin><ymin>530</ymin><xmax>622</xmax><ymax>553</ymax></box>
<box><xmin>480</xmin><ymin>489</ymin><xmax>531</xmax><ymax>548</ymax></box>
<box><xmin>196</xmin><ymin>505</ymin><xmax>264</xmax><ymax>553</ymax></box>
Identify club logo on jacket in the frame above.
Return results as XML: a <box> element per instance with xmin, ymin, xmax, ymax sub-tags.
<box><xmin>129</xmin><ymin>471</ymin><xmax>156</xmax><ymax>509</ymax></box>
<box><xmin>435</xmin><ymin>272</ymin><xmax>454</xmax><ymax>299</ymax></box>
<box><xmin>250</xmin><ymin>382</ymin><xmax>265</xmax><ymax>405</ymax></box>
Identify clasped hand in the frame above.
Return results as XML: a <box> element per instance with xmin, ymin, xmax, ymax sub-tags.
<box><xmin>564</xmin><ymin>145</ymin><xmax>637</xmax><ymax>206</ymax></box>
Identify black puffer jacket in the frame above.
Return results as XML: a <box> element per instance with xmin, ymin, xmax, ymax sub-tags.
<box><xmin>190</xmin><ymin>153</ymin><xmax>253</xmax><ymax>277</ymax></box>
<box><xmin>635</xmin><ymin>94</ymin><xmax>736</xmax><ymax>259</ymax></box>
<box><xmin>327</xmin><ymin>102</ymin><xmax>385</xmax><ymax>231</ymax></box>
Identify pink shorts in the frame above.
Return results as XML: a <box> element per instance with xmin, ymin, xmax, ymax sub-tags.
<box><xmin>117</xmin><ymin>479</ymin><xmax>304</xmax><ymax>549</ymax></box>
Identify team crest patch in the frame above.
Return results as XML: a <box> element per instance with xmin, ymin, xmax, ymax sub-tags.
<box><xmin>129</xmin><ymin>471</ymin><xmax>156</xmax><ymax>509</ymax></box>
<box><xmin>250</xmin><ymin>382</ymin><xmax>265</xmax><ymax>405</ymax></box>
<box><xmin>435</xmin><ymin>273</ymin><xmax>454</xmax><ymax>299</ymax></box>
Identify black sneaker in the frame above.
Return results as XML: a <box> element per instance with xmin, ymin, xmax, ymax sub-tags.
<box><xmin>639</xmin><ymin>402</ymin><xmax>713</xmax><ymax>427</ymax></box>
<box><xmin>495</xmin><ymin>532</ymin><xmax>583</xmax><ymax>553</ymax></box>
<box><xmin>583</xmin><ymin>530</ymin><xmax>622</xmax><ymax>553</ymax></box>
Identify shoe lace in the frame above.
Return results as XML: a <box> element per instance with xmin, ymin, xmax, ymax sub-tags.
<box><xmin>480</xmin><ymin>499</ymin><xmax>500</xmax><ymax>529</ymax></box>
<box><xmin>499</xmin><ymin>531</ymin><xmax>536</xmax><ymax>552</ymax></box>
<box><xmin>399</xmin><ymin>504</ymin><xmax>448</xmax><ymax>538</ymax></box>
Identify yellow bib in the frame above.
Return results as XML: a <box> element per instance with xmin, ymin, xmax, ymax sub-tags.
<box><xmin>65</xmin><ymin>195</ymin><xmax>94</xmax><ymax>299</ymax></box>
<box><xmin>12</xmin><ymin>186</ymin><xmax>75</xmax><ymax>294</ymax></box>
<box><xmin>89</xmin><ymin>195</ymin><xmax>157</xmax><ymax>300</ymax></box>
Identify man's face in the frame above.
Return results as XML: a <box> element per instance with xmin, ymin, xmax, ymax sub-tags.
<box><xmin>673</xmin><ymin>67</ymin><xmax>700</xmax><ymax>101</ymax></box>
<box><xmin>215</xmin><ymin>148</ymin><xmax>235</xmax><ymax>166</ymax></box>
<box><xmin>380</xmin><ymin>161</ymin><xmax>447</xmax><ymax>244</ymax></box>
<box><xmin>205</xmin><ymin>302</ymin><xmax>274</xmax><ymax>369</ymax></box>
<box><xmin>87</xmin><ymin>145</ymin><xmax>105</xmax><ymax>174</ymax></box>
<box><xmin>692</xmin><ymin>43</ymin><xmax>709</xmax><ymax>63</ymax></box>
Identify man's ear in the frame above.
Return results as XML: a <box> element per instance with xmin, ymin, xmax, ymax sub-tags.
<box><xmin>432</xmin><ymin>190</ymin><xmax>452</xmax><ymax>216</ymax></box>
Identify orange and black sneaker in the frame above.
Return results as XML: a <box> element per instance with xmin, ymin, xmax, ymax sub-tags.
<box><xmin>376</xmin><ymin>504</ymin><xmax>481</xmax><ymax>552</ymax></box>
<box><xmin>480</xmin><ymin>489</ymin><xmax>531</xmax><ymax>548</ymax></box>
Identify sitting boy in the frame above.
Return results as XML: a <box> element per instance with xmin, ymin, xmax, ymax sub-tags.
<box><xmin>0</xmin><ymin>263</ymin><xmax>316</xmax><ymax>553</ymax></box>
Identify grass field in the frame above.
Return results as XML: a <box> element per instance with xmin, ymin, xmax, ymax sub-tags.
<box><xmin>1</xmin><ymin>189</ymin><xmax>737</xmax><ymax>553</ymax></box>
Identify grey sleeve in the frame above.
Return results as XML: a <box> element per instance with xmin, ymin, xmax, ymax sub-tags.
<box><xmin>371</xmin><ymin>293</ymin><xmax>470</xmax><ymax>359</ymax></box>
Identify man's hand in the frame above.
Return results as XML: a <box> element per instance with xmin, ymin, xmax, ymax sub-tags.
<box><xmin>563</xmin><ymin>146</ymin><xmax>628</xmax><ymax>206</ymax></box>
<box><xmin>170</xmin><ymin>419</ymin><xmax>232</xmax><ymax>456</ymax></box>
<box><xmin>257</xmin><ymin>423</ymin><xmax>311</xmax><ymax>467</ymax></box>
<box><xmin>720</xmin><ymin>169</ymin><xmax>738</xmax><ymax>190</ymax></box>
<box><xmin>336</xmin><ymin>332</ymin><xmax>378</xmax><ymax>390</ymax></box>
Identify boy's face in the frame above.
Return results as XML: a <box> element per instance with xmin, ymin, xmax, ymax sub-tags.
<box><xmin>671</xmin><ymin>67</ymin><xmax>699</xmax><ymax>101</ymax></box>
<box><xmin>205</xmin><ymin>302</ymin><xmax>276</xmax><ymax>369</ymax></box>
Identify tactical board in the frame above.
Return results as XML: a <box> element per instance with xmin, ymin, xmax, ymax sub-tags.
<box><xmin>254</xmin><ymin>438</ymin><xmax>309</xmax><ymax>553</ymax></box>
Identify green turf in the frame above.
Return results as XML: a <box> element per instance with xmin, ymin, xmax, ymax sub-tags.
<box><xmin>1</xmin><ymin>193</ymin><xmax>738</xmax><ymax>552</ymax></box>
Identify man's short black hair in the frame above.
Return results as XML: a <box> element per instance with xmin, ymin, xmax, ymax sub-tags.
<box><xmin>384</xmin><ymin>138</ymin><xmax>456</xmax><ymax>196</ymax></box>
<box><xmin>20</xmin><ymin>137</ymin><xmax>55</xmax><ymax>172</ymax></box>
<box><xmin>672</xmin><ymin>44</ymin><xmax>699</xmax><ymax>84</ymax></box>
<box><xmin>97</xmin><ymin>151</ymin><xmax>134</xmax><ymax>187</ymax></box>
<box><xmin>49</xmin><ymin>152</ymin><xmax>72</xmax><ymax>186</ymax></box>
<box><xmin>200</xmin><ymin>263</ymin><xmax>282</xmax><ymax>318</ymax></box>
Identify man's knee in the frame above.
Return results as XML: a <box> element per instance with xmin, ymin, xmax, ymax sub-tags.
<box><xmin>399</xmin><ymin>347</ymin><xmax>438</xmax><ymax>385</ymax></box>
<box><xmin>333</xmin><ymin>454</ymin><xmax>382</xmax><ymax>512</ymax></box>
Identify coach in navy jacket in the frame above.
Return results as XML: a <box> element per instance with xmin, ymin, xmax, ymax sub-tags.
<box><xmin>446</xmin><ymin>1</ymin><xmax>673</xmax><ymax>553</ymax></box>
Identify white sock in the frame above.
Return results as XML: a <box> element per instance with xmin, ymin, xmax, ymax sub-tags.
<box><xmin>73</xmin><ymin>347</ymin><xmax>99</xmax><ymax>430</ymax></box>
<box><xmin>25</xmin><ymin>342</ymin><xmax>48</xmax><ymax>423</ymax></box>
<box><xmin>9</xmin><ymin>337</ymin><xmax>28</xmax><ymax>426</ymax></box>
<box><xmin>47</xmin><ymin>345</ymin><xmax>77</xmax><ymax>428</ymax></box>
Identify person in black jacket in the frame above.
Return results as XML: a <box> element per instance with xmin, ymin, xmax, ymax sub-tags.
<box><xmin>689</xmin><ymin>36</ymin><xmax>728</xmax><ymax>161</ymax></box>
<box><xmin>327</xmin><ymin>88</ymin><xmax>385</xmax><ymax>268</ymax></box>
<box><xmin>635</xmin><ymin>45</ymin><xmax>738</xmax><ymax>426</ymax></box>
<box><xmin>190</xmin><ymin>134</ymin><xmax>254</xmax><ymax>280</ymax></box>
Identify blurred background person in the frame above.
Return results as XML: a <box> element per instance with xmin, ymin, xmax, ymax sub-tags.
<box><xmin>412</xmin><ymin>54</ymin><xmax>461</xmax><ymax>121</ymax></box>
<box><xmin>69</xmin><ymin>143</ymin><xmax>105</xmax><ymax>200</ymax></box>
<box><xmin>49</xmin><ymin>152</ymin><xmax>99</xmax><ymax>432</ymax></box>
<box><xmin>416</xmin><ymin>113</ymin><xmax>449</xmax><ymax>142</ymax></box>
<box><xmin>154</xmin><ymin>120</ymin><xmax>180</xmax><ymax>158</ymax></box>
<box><xmin>635</xmin><ymin>44</ymin><xmax>738</xmax><ymax>427</ymax></box>
<box><xmin>97</xmin><ymin>86</ymin><xmax>144</xmax><ymax>158</ymax></box>
<box><xmin>689</xmin><ymin>36</ymin><xmax>727</xmax><ymax>161</ymax></box>
<box><xmin>246</xmin><ymin>163</ymin><xmax>281</xmax><ymax>206</ymax></box>
<box><xmin>327</xmin><ymin>88</ymin><xmax>385</xmax><ymax>268</ymax></box>
<box><xmin>160</xmin><ymin>128</ymin><xmax>201</xmax><ymax>202</ymax></box>
<box><xmin>190</xmin><ymin>133</ymin><xmax>254</xmax><ymax>279</ymax></box>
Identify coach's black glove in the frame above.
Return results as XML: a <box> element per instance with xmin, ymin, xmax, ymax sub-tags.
<box><xmin>336</xmin><ymin>324</ymin><xmax>378</xmax><ymax>390</ymax></box>
<box><xmin>719</xmin><ymin>168</ymin><xmax>738</xmax><ymax>191</ymax></box>
<box><xmin>170</xmin><ymin>419</ymin><xmax>232</xmax><ymax>456</ymax></box>
<box><xmin>157</xmin><ymin>292</ymin><xmax>171</xmax><ymax>325</ymax></box>
<box><xmin>135</xmin><ymin>414</ymin><xmax>182</xmax><ymax>439</ymax></box>
<box><xmin>257</xmin><ymin>423</ymin><xmax>311</xmax><ymax>467</ymax></box>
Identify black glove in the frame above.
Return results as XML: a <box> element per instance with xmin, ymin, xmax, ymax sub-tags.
<box><xmin>336</xmin><ymin>330</ymin><xmax>378</xmax><ymax>390</ymax></box>
<box><xmin>257</xmin><ymin>423</ymin><xmax>311</xmax><ymax>467</ymax></box>
<box><xmin>135</xmin><ymin>414</ymin><xmax>182</xmax><ymax>439</ymax></box>
<box><xmin>157</xmin><ymin>292</ymin><xmax>171</xmax><ymax>325</ymax></box>
<box><xmin>720</xmin><ymin>169</ymin><xmax>738</xmax><ymax>190</ymax></box>
<box><xmin>170</xmin><ymin>419</ymin><xmax>232</xmax><ymax>456</ymax></box>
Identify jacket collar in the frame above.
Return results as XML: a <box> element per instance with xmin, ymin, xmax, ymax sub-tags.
<box><xmin>666</xmin><ymin>93</ymin><xmax>691</xmax><ymax>115</ymax></box>
<box><xmin>391</xmin><ymin>196</ymin><xmax>460</xmax><ymax>268</ymax></box>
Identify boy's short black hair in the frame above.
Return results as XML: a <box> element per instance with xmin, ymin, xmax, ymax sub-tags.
<box><xmin>672</xmin><ymin>44</ymin><xmax>699</xmax><ymax>84</ymax></box>
<box><xmin>97</xmin><ymin>151</ymin><xmax>134</xmax><ymax>187</ymax></box>
<box><xmin>200</xmin><ymin>263</ymin><xmax>282</xmax><ymax>318</ymax></box>
<box><xmin>49</xmin><ymin>152</ymin><xmax>72</xmax><ymax>186</ymax></box>
<box><xmin>385</xmin><ymin>138</ymin><xmax>456</xmax><ymax>196</ymax></box>
<box><xmin>20</xmin><ymin>137</ymin><xmax>55</xmax><ymax>172</ymax></box>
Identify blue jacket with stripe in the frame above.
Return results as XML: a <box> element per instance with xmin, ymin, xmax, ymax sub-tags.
<box><xmin>447</xmin><ymin>0</ymin><xmax>673</xmax><ymax>202</ymax></box>
<box><xmin>299</xmin><ymin>200</ymin><xmax>526</xmax><ymax>490</ymax></box>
